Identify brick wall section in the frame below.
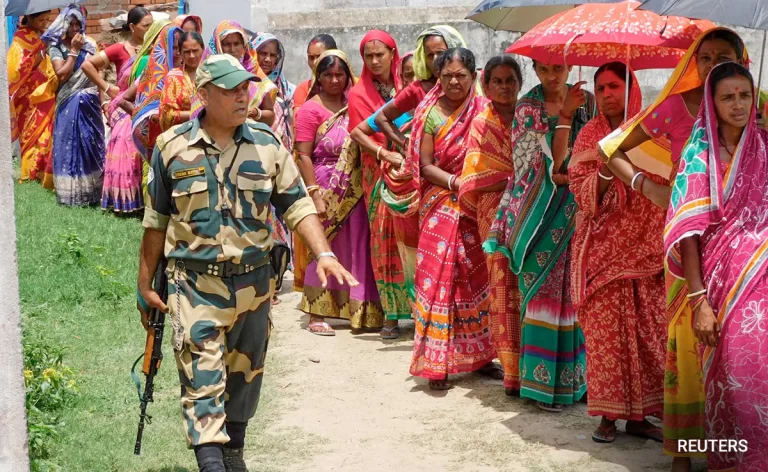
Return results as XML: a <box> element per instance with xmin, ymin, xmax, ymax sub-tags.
<box><xmin>46</xmin><ymin>1</ymin><xmax>177</xmax><ymax>36</ymax></box>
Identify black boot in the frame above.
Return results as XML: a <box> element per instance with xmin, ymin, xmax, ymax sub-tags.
<box><xmin>223</xmin><ymin>447</ymin><xmax>247</xmax><ymax>472</ymax></box>
<box><xmin>195</xmin><ymin>444</ymin><xmax>225</xmax><ymax>472</ymax></box>
<box><xmin>223</xmin><ymin>421</ymin><xmax>248</xmax><ymax>472</ymax></box>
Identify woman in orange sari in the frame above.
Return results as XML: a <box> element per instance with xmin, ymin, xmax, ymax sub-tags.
<box><xmin>571</xmin><ymin>62</ymin><xmax>667</xmax><ymax>443</ymax></box>
<box><xmin>174</xmin><ymin>14</ymin><xmax>202</xmax><ymax>33</ymax></box>
<box><xmin>460</xmin><ymin>56</ymin><xmax>522</xmax><ymax>396</ymax></box>
<box><xmin>7</xmin><ymin>11</ymin><xmax>57</xmax><ymax>188</ymax></box>
<box><xmin>159</xmin><ymin>32</ymin><xmax>204</xmax><ymax>132</ymax></box>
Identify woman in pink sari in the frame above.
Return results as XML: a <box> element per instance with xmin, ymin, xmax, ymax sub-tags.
<box><xmin>665</xmin><ymin>61</ymin><xmax>768</xmax><ymax>471</ymax></box>
<box><xmin>294</xmin><ymin>50</ymin><xmax>382</xmax><ymax>335</ymax></box>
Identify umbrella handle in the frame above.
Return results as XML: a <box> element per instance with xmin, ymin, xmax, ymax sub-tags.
<box><xmin>758</xmin><ymin>31</ymin><xmax>767</xmax><ymax>96</ymax></box>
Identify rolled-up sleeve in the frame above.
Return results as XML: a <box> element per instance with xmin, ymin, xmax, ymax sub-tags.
<box><xmin>142</xmin><ymin>146</ymin><xmax>172</xmax><ymax>230</ymax></box>
<box><xmin>270</xmin><ymin>144</ymin><xmax>316</xmax><ymax>230</ymax></box>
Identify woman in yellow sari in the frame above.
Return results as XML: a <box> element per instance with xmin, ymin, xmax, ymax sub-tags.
<box><xmin>599</xmin><ymin>28</ymin><xmax>748</xmax><ymax>471</ymax></box>
<box><xmin>8</xmin><ymin>11</ymin><xmax>57</xmax><ymax>188</ymax></box>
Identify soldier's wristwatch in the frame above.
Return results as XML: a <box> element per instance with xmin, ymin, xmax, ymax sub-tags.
<box><xmin>316</xmin><ymin>252</ymin><xmax>337</xmax><ymax>260</ymax></box>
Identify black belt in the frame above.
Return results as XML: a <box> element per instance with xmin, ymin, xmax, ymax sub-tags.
<box><xmin>172</xmin><ymin>257</ymin><xmax>269</xmax><ymax>277</ymax></box>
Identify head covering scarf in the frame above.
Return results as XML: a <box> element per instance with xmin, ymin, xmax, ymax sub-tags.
<box><xmin>347</xmin><ymin>30</ymin><xmax>400</xmax><ymax>133</ymax></box>
<box><xmin>568</xmin><ymin>65</ymin><xmax>665</xmax><ymax>307</ymax></box>
<box><xmin>205</xmin><ymin>20</ymin><xmax>266</xmax><ymax>80</ymax></box>
<box><xmin>600</xmin><ymin>27</ymin><xmax>748</xmax><ymax>169</ymax></box>
<box><xmin>42</xmin><ymin>4</ymin><xmax>96</xmax><ymax>55</ymax></box>
<box><xmin>665</xmin><ymin>62</ymin><xmax>766</xmax><ymax>282</ymax></box>
<box><xmin>173</xmin><ymin>14</ymin><xmax>202</xmax><ymax>32</ymax></box>
<box><xmin>397</xmin><ymin>51</ymin><xmax>415</xmax><ymax>90</ymax></box>
<box><xmin>132</xmin><ymin>25</ymin><xmax>182</xmax><ymax>158</ymax></box>
<box><xmin>130</xmin><ymin>19</ymin><xmax>170</xmax><ymax>83</ymax></box>
<box><xmin>307</xmin><ymin>49</ymin><xmax>356</xmax><ymax>101</ymax></box>
<box><xmin>663</xmin><ymin>65</ymin><xmax>768</xmax><ymax>470</ymax></box>
<box><xmin>413</xmin><ymin>25</ymin><xmax>466</xmax><ymax>81</ymax></box>
<box><xmin>251</xmin><ymin>32</ymin><xmax>295</xmax><ymax>101</ymax></box>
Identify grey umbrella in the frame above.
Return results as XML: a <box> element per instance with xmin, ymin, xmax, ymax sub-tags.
<box><xmin>638</xmin><ymin>0</ymin><xmax>768</xmax><ymax>97</ymax></box>
<box><xmin>466</xmin><ymin>0</ymin><xmax>621</xmax><ymax>32</ymax></box>
<box><xmin>5</xmin><ymin>0</ymin><xmax>85</xmax><ymax>16</ymax></box>
<box><xmin>639</xmin><ymin>0</ymin><xmax>768</xmax><ymax>30</ymax></box>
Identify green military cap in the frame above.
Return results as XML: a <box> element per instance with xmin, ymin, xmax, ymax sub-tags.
<box><xmin>196</xmin><ymin>54</ymin><xmax>260</xmax><ymax>90</ymax></box>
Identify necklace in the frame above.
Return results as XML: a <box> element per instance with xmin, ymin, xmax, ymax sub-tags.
<box><xmin>124</xmin><ymin>41</ymin><xmax>139</xmax><ymax>55</ymax></box>
<box><xmin>374</xmin><ymin>79</ymin><xmax>395</xmax><ymax>101</ymax></box>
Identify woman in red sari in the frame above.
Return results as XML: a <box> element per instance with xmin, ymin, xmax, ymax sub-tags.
<box><xmin>460</xmin><ymin>56</ymin><xmax>523</xmax><ymax>396</ymax></box>
<box><xmin>7</xmin><ymin>11</ymin><xmax>57</xmax><ymax>188</ymax></box>
<box><xmin>570</xmin><ymin>62</ymin><xmax>668</xmax><ymax>443</ymax></box>
<box><xmin>409</xmin><ymin>48</ymin><xmax>498</xmax><ymax>390</ymax></box>
<box><xmin>347</xmin><ymin>30</ymin><xmax>410</xmax><ymax>336</ymax></box>
<box><xmin>374</xmin><ymin>25</ymin><xmax>465</xmax><ymax>152</ymax></box>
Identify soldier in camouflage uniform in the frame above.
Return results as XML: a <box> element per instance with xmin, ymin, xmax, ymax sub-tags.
<box><xmin>137</xmin><ymin>54</ymin><xmax>358</xmax><ymax>472</ymax></box>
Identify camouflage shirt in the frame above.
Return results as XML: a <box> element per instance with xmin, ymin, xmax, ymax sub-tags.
<box><xmin>143</xmin><ymin>115</ymin><xmax>315</xmax><ymax>265</ymax></box>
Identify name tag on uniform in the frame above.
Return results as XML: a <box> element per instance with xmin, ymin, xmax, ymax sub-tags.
<box><xmin>172</xmin><ymin>167</ymin><xmax>206</xmax><ymax>179</ymax></box>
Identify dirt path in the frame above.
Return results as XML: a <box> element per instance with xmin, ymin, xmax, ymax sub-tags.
<box><xmin>257</xmin><ymin>282</ymin><xmax>703</xmax><ymax>472</ymax></box>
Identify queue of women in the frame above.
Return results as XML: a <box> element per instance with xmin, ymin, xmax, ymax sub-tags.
<box><xmin>8</xmin><ymin>3</ymin><xmax>767</xmax><ymax>471</ymax></box>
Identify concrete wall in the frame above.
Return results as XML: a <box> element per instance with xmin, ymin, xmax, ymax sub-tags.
<box><xmin>192</xmin><ymin>1</ymin><xmax>767</xmax><ymax>106</ymax></box>
<box><xmin>0</xmin><ymin>9</ymin><xmax>31</xmax><ymax>472</ymax></box>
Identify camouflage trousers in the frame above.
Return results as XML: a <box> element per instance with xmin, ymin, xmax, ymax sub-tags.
<box><xmin>167</xmin><ymin>259</ymin><xmax>275</xmax><ymax>447</ymax></box>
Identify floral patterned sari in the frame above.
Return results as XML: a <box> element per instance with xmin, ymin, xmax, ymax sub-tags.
<box><xmin>664</xmin><ymin>63</ymin><xmax>768</xmax><ymax>472</ymax></box>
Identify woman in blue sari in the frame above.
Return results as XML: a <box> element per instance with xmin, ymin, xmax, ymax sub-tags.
<box><xmin>44</xmin><ymin>5</ymin><xmax>105</xmax><ymax>206</ymax></box>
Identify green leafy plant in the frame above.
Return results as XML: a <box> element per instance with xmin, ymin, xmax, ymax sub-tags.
<box><xmin>55</xmin><ymin>231</ymin><xmax>85</xmax><ymax>264</ymax></box>
<box><xmin>95</xmin><ymin>265</ymin><xmax>131</xmax><ymax>309</ymax></box>
<box><xmin>23</xmin><ymin>338</ymin><xmax>78</xmax><ymax>472</ymax></box>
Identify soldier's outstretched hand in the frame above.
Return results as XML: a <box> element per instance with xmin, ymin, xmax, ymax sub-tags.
<box><xmin>316</xmin><ymin>257</ymin><xmax>359</xmax><ymax>288</ymax></box>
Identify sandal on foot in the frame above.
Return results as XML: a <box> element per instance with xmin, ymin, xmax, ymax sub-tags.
<box><xmin>271</xmin><ymin>296</ymin><xmax>281</xmax><ymax>306</ymax></box>
<box><xmin>537</xmin><ymin>401</ymin><xmax>564</xmax><ymax>413</ymax></box>
<box><xmin>477</xmin><ymin>362</ymin><xmax>505</xmax><ymax>380</ymax></box>
<box><xmin>307</xmin><ymin>321</ymin><xmax>336</xmax><ymax>336</ymax></box>
<box><xmin>626</xmin><ymin>422</ymin><xmax>663</xmax><ymax>443</ymax></box>
<box><xmin>429</xmin><ymin>378</ymin><xmax>451</xmax><ymax>391</ymax></box>
<box><xmin>380</xmin><ymin>326</ymin><xmax>400</xmax><ymax>340</ymax></box>
<box><xmin>505</xmin><ymin>388</ymin><xmax>520</xmax><ymax>397</ymax></box>
<box><xmin>592</xmin><ymin>423</ymin><xmax>617</xmax><ymax>443</ymax></box>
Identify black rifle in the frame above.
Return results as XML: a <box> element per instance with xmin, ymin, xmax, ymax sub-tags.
<box><xmin>132</xmin><ymin>260</ymin><xmax>168</xmax><ymax>455</ymax></box>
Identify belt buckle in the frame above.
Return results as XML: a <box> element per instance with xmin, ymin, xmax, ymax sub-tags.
<box><xmin>223</xmin><ymin>262</ymin><xmax>236</xmax><ymax>278</ymax></box>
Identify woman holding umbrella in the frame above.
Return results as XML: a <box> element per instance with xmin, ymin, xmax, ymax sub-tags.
<box><xmin>599</xmin><ymin>28</ymin><xmax>747</xmax><ymax>471</ymax></box>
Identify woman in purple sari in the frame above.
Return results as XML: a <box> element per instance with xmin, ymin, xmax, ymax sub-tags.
<box><xmin>294</xmin><ymin>49</ymin><xmax>383</xmax><ymax>336</ymax></box>
<box><xmin>665</xmin><ymin>61</ymin><xmax>768</xmax><ymax>471</ymax></box>
<box><xmin>44</xmin><ymin>5</ymin><xmax>105</xmax><ymax>206</ymax></box>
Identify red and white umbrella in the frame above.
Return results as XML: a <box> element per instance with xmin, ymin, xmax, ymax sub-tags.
<box><xmin>506</xmin><ymin>0</ymin><xmax>714</xmax><ymax>69</ymax></box>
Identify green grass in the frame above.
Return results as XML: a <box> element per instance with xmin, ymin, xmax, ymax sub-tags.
<box><xmin>16</xmin><ymin>183</ymin><xmax>305</xmax><ymax>471</ymax></box>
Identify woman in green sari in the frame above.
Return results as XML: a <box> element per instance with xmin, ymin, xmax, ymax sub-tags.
<box><xmin>485</xmin><ymin>61</ymin><xmax>596</xmax><ymax>411</ymax></box>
